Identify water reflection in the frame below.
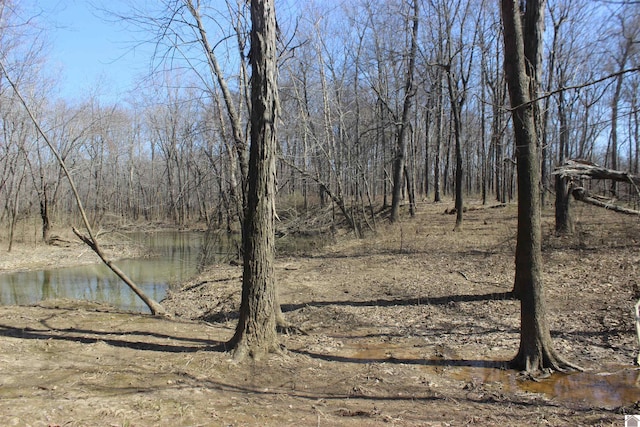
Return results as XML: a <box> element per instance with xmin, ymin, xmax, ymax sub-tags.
<box><xmin>458</xmin><ymin>364</ymin><xmax>640</xmax><ymax>408</ymax></box>
<box><xmin>518</xmin><ymin>367</ymin><xmax>640</xmax><ymax>408</ymax></box>
<box><xmin>344</xmin><ymin>342</ymin><xmax>640</xmax><ymax>408</ymax></box>
<box><xmin>0</xmin><ymin>231</ymin><xmax>207</xmax><ymax>313</ymax></box>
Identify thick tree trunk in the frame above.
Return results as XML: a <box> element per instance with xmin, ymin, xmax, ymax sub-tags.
<box><xmin>434</xmin><ymin>103</ymin><xmax>442</xmax><ymax>203</ymax></box>
<box><xmin>501</xmin><ymin>0</ymin><xmax>579</xmax><ymax>374</ymax></box>
<box><xmin>554</xmin><ymin>175</ymin><xmax>574</xmax><ymax>233</ymax></box>
<box><xmin>449</xmin><ymin>88</ymin><xmax>464</xmax><ymax>231</ymax></box>
<box><xmin>228</xmin><ymin>0</ymin><xmax>281</xmax><ymax>361</ymax></box>
<box><xmin>635</xmin><ymin>299</ymin><xmax>640</xmax><ymax>365</ymax></box>
<box><xmin>40</xmin><ymin>195</ymin><xmax>51</xmax><ymax>244</ymax></box>
<box><xmin>404</xmin><ymin>163</ymin><xmax>416</xmax><ymax>217</ymax></box>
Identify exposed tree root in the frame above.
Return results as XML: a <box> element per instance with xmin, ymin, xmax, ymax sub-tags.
<box><xmin>229</xmin><ymin>338</ymin><xmax>284</xmax><ymax>363</ymax></box>
<box><xmin>509</xmin><ymin>348</ymin><xmax>583</xmax><ymax>377</ymax></box>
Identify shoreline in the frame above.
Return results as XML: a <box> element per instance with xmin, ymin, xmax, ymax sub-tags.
<box><xmin>0</xmin><ymin>239</ymin><xmax>147</xmax><ymax>275</ymax></box>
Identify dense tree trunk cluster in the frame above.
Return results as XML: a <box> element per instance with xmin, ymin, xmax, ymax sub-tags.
<box><xmin>1</xmin><ymin>1</ymin><xmax>638</xmax><ymax>245</ymax></box>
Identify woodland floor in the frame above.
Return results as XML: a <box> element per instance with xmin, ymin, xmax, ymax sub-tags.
<box><xmin>0</xmin><ymin>201</ymin><xmax>639</xmax><ymax>426</ymax></box>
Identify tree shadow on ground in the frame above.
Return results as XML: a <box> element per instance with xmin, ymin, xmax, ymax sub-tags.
<box><xmin>0</xmin><ymin>292</ymin><xmax>518</xmax><ymax>354</ymax></box>
<box><xmin>290</xmin><ymin>348</ymin><xmax>508</xmax><ymax>369</ymax></box>
<box><xmin>0</xmin><ymin>322</ymin><xmax>227</xmax><ymax>353</ymax></box>
<box><xmin>169</xmin><ymin>370</ymin><xmax>565</xmax><ymax>412</ymax></box>
<box><xmin>203</xmin><ymin>291</ymin><xmax>516</xmax><ymax>323</ymax></box>
<box><xmin>281</xmin><ymin>291</ymin><xmax>517</xmax><ymax>313</ymax></box>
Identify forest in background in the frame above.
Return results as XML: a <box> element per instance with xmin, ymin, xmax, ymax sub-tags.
<box><xmin>0</xmin><ymin>0</ymin><xmax>639</xmax><ymax>248</ymax></box>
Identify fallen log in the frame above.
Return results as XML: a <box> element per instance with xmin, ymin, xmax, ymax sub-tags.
<box><xmin>570</xmin><ymin>187</ymin><xmax>640</xmax><ymax>215</ymax></box>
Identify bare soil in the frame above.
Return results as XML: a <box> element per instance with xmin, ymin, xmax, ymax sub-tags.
<box><xmin>0</xmin><ymin>202</ymin><xmax>639</xmax><ymax>426</ymax></box>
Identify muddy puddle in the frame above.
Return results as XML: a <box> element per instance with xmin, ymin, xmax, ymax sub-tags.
<box><xmin>343</xmin><ymin>342</ymin><xmax>639</xmax><ymax>408</ymax></box>
<box><xmin>460</xmin><ymin>364</ymin><xmax>640</xmax><ymax>408</ymax></box>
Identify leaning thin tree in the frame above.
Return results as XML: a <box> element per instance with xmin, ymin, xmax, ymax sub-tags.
<box><xmin>0</xmin><ymin>59</ymin><xmax>167</xmax><ymax>317</ymax></box>
<box><xmin>227</xmin><ymin>0</ymin><xmax>281</xmax><ymax>361</ymax></box>
<box><xmin>501</xmin><ymin>0</ymin><xmax>580</xmax><ymax>374</ymax></box>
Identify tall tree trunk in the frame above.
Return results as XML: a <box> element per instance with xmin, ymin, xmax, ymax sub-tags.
<box><xmin>424</xmin><ymin>103</ymin><xmax>431</xmax><ymax>197</ymax></box>
<box><xmin>540</xmin><ymin>28</ymin><xmax>556</xmax><ymax>207</ymax></box>
<box><xmin>434</xmin><ymin>79</ymin><xmax>443</xmax><ymax>203</ymax></box>
<box><xmin>40</xmin><ymin>195</ymin><xmax>51</xmax><ymax>243</ymax></box>
<box><xmin>501</xmin><ymin>0</ymin><xmax>579</xmax><ymax>374</ymax></box>
<box><xmin>609</xmin><ymin>66</ymin><xmax>626</xmax><ymax>196</ymax></box>
<box><xmin>390</xmin><ymin>0</ymin><xmax>419</xmax><ymax>222</ymax></box>
<box><xmin>634</xmin><ymin>94</ymin><xmax>640</xmax><ymax>174</ymax></box>
<box><xmin>480</xmin><ymin>67</ymin><xmax>488</xmax><ymax>205</ymax></box>
<box><xmin>447</xmin><ymin>71</ymin><xmax>464</xmax><ymax>231</ymax></box>
<box><xmin>185</xmin><ymin>1</ymin><xmax>249</xmax><ymax>207</ymax></box>
<box><xmin>229</xmin><ymin>0</ymin><xmax>280</xmax><ymax>361</ymax></box>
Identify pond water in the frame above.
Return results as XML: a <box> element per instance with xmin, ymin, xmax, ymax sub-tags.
<box><xmin>0</xmin><ymin>231</ymin><xmax>226</xmax><ymax>313</ymax></box>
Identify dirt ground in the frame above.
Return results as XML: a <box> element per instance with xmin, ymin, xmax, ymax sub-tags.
<box><xmin>0</xmin><ymin>202</ymin><xmax>639</xmax><ymax>426</ymax></box>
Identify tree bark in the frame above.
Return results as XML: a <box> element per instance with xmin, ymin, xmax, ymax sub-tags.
<box><xmin>501</xmin><ymin>0</ymin><xmax>579</xmax><ymax>374</ymax></box>
<box><xmin>228</xmin><ymin>0</ymin><xmax>281</xmax><ymax>361</ymax></box>
<box><xmin>434</xmin><ymin>77</ymin><xmax>443</xmax><ymax>203</ymax></box>
<box><xmin>635</xmin><ymin>298</ymin><xmax>640</xmax><ymax>365</ymax></box>
<box><xmin>447</xmin><ymin>68</ymin><xmax>464</xmax><ymax>231</ymax></box>
<box><xmin>553</xmin><ymin>159</ymin><xmax>640</xmax><ymax>216</ymax></box>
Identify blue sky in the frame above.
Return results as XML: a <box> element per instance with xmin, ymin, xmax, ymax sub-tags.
<box><xmin>47</xmin><ymin>1</ymin><xmax>151</xmax><ymax>104</ymax></box>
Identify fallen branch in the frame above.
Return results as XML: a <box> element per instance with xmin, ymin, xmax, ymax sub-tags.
<box><xmin>280</xmin><ymin>156</ymin><xmax>360</xmax><ymax>236</ymax></box>
<box><xmin>553</xmin><ymin>159</ymin><xmax>640</xmax><ymax>186</ymax></box>
<box><xmin>571</xmin><ymin>187</ymin><xmax>640</xmax><ymax>215</ymax></box>
<box><xmin>554</xmin><ymin>160</ymin><xmax>640</xmax><ymax>363</ymax></box>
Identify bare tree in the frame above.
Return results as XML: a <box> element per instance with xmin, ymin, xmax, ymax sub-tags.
<box><xmin>501</xmin><ymin>0</ymin><xmax>580</xmax><ymax>374</ymax></box>
<box><xmin>228</xmin><ymin>0</ymin><xmax>280</xmax><ymax>360</ymax></box>
<box><xmin>605</xmin><ymin>6</ymin><xmax>640</xmax><ymax>195</ymax></box>
<box><xmin>28</xmin><ymin>101</ymin><xmax>91</xmax><ymax>243</ymax></box>
<box><xmin>390</xmin><ymin>0</ymin><xmax>419</xmax><ymax>222</ymax></box>
<box><xmin>547</xmin><ymin>2</ymin><xmax>574</xmax><ymax>234</ymax></box>
<box><xmin>477</xmin><ymin>3</ymin><xmax>507</xmax><ymax>205</ymax></box>
<box><xmin>436</xmin><ymin>0</ymin><xmax>481</xmax><ymax>230</ymax></box>
<box><xmin>183</xmin><ymin>0</ymin><xmax>250</xmax><ymax>212</ymax></box>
